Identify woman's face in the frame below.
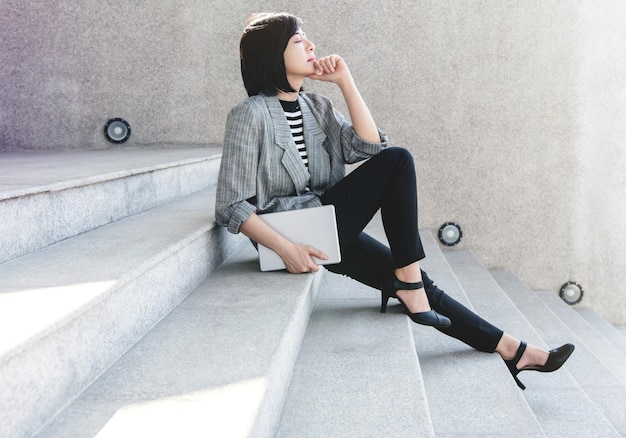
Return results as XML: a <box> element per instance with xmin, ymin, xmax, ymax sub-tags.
<box><xmin>283</xmin><ymin>29</ymin><xmax>316</xmax><ymax>80</ymax></box>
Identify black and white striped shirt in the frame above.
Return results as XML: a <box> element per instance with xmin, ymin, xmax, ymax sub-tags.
<box><xmin>279</xmin><ymin>99</ymin><xmax>308</xmax><ymax>167</ymax></box>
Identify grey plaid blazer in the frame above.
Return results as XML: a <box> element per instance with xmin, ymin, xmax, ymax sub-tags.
<box><xmin>215</xmin><ymin>92</ymin><xmax>388</xmax><ymax>234</ymax></box>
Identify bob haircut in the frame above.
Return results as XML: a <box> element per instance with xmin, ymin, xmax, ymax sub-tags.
<box><xmin>240</xmin><ymin>12</ymin><xmax>302</xmax><ymax>97</ymax></box>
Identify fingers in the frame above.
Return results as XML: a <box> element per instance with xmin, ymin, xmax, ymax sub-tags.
<box><xmin>286</xmin><ymin>259</ymin><xmax>319</xmax><ymax>274</ymax></box>
<box><xmin>308</xmin><ymin>54</ymin><xmax>352</xmax><ymax>85</ymax></box>
<box><xmin>298</xmin><ymin>246</ymin><xmax>326</xmax><ymax>273</ymax></box>
<box><xmin>283</xmin><ymin>245</ymin><xmax>327</xmax><ymax>274</ymax></box>
<box><xmin>307</xmin><ymin>246</ymin><xmax>329</xmax><ymax>261</ymax></box>
<box><xmin>314</xmin><ymin>54</ymin><xmax>341</xmax><ymax>75</ymax></box>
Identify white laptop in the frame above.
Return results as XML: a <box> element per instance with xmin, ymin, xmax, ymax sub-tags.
<box><xmin>257</xmin><ymin>205</ymin><xmax>341</xmax><ymax>271</ymax></box>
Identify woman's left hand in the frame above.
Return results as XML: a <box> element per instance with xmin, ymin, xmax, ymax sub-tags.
<box><xmin>308</xmin><ymin>54</ymin><xmax>352</xmax><ymax>85</ymax></box>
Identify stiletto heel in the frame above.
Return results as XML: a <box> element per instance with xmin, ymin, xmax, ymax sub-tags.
<box><xmin>504</xmin><ymin>342</ymin><xmax>575</xmax><ymax>390</ymax></box>
<box><xmin>380</xmin><ymin>288</ymin><xmax>397</xmax><ymax>313</ymax></box>
<box><xmin>380</xmin><ymin>276</ymin><xmax>451</xmax><ymax>328</ymax></box>
<box><xmin>504</xmin><ymin>341</ymin><xmax>528</xmax><ymax>390</ymax></box>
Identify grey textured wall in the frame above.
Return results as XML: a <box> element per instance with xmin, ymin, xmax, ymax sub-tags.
<box><xmin>1</xmin><ymin>1</ymin><xmax>624</xmax><ymax>323</ymax></box>
<box><xmin>573</xmin><ymin>1</ymin><xmax>626</xmax><ymax>324</ymax></box>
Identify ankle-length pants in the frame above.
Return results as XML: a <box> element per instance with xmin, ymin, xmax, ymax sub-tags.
<box><xmin>320</xmin><ymin>147</ymin><xmax>503</xmax><ymax>353</ymax></box>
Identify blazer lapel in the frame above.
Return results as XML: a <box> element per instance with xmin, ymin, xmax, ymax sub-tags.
<box><xmin>265</xmin><ymin>95</ymin><xmax>310</xmax><ymax>192</ymax></box>
<box><xmin>299</xmin><ymin>95</ymin><xmax>328</xmax><ymax>190</ymax></box>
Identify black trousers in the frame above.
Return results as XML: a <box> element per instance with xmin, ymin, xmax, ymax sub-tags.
<box><xmin>320</xmin><ymin>147</ymin><xmax>503</xmax><ymax>352</ymax></box>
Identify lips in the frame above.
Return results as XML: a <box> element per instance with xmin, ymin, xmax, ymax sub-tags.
<box><xmin>307</xmin><ymin>56</ymin><xmax>316</xmax><ymax>63</ymax></box>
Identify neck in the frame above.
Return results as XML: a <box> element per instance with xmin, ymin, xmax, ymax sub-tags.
<box><xmin>276</xmin><ymin>90</ymin><xmax>299</xmax><ymax>102</ymax></box>
<box><xmin>277</xmin><ymin>75</ymin><xmax>303</xmax><ymax>101</ymax></box>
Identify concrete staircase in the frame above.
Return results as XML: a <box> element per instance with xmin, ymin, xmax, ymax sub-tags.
<box><xmin>1</xmin><ymin>149</ymin><xmax>624</xmax><ymax>437</ymax></box>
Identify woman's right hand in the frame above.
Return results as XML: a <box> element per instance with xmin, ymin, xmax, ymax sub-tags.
<box><xmin>239</xmin><ymin>212</ymin><xmax>328</xmax><ymax>273</ymax></box>
<box><xmin>278</xmin><ymin>241</ymin><xmax>328</xmax><ymax>273</ymax></box>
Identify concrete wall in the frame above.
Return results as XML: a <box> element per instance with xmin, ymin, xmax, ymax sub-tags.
<box><xmin>573</xmin><ymin>1</ymin><xmax>626</xmax><ymax>324</ymax></box>
<box><xmin>1</xmin><ymin>1</ymin><xmax>624</xmax><ymax>323</ymax></box>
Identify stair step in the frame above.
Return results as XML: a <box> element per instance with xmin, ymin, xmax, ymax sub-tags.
<box><xmin>279</xmin><ymin>215</ymin><xmax>541</xmax><ymax>436</ymax></box>
<box><xmin>445</xmin><ymin>251</ymin><xmax>619</xmax><ymax>437</ymax></box>
<box><xmin>35</xmin><ymin>244</ymin><xmax>323</xmax><ymax>438</ymax></box>
<box><xmin>575</xmin><ymin>307</ymin><xmax>626</xmax><ymax>357</ymax></box>
<box><xmin>531</xmin><ymin>289</ymin><xmax>626</xmax><ymax>435</ymax></box>
<box><xmin>534</xmin><ymin>289</ymin><xmax>626</xmax><ymax>388</ymax></box>
<box><xmin>357</xmin><ymin>219</ymin><xmax>543</xmax><ymax>435</ymax></box>
<box><xmin>415</xmin><ymin>233</ymin><xmax>545</xmax><ymax>436</ymax></box>
<box><xmin>0</xmin><ymin>148</ymin><xmax>221</xmax><ymax>264</ymax></box>
<box><xmin>492</xmin><ymin>269</ymin><xmax>623</xmax><ymax>436</ymax></box>
<box><xmin>0</xmin><ymin>186</ymin><xmax>243</xmax><ymax>438</ymax></box>
<box><xmin>276</xmin><ymin>271</ymin><xmax>435</xmax><ymax>438</ymax></box>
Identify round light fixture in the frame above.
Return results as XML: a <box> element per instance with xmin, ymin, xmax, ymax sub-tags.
<box><xmin>559</xmin><ymin>281</ymin><xmax>583</xmax><ymax>305</ymax></box>
<box><xmin>104</xmin><ymin>118</ymin><xmax>131</xmax><ymax>143</ymax></box>
<box><xmin>438</xmin><ymin>222</ymin><xmax>462</xmax><ymax>246</ymax></box>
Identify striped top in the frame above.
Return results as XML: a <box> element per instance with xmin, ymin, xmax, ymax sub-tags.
<box><xmin>279</xmin><ymin>99</ymin><xmax>308</xmax><ymax>167</ymax></box>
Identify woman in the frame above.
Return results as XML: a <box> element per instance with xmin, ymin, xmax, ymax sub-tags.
<box><xmin>215</xmin><ymin>12</ymin><xmax>574</xmax><ymax>389</ymax></box>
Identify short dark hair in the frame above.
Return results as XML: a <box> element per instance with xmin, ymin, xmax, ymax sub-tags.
<box><xmin>239</xmin><ymin>12</ymin><xmax>302</xmax><ymax>97</ymax></box>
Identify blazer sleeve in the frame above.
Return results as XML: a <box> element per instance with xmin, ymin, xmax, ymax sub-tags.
<box><xmin>305</xmin><ymin>93</ymin><xmax>388</xmax><ymax>164</ymax></box>
<box><xmin>215</xmin><ymin>101</ymin><xmax>259</xmax><ymax>234</ymax></box>
<box><xmin>335</xmin><ymin>106</ymin><xmax>388</xmax><ymax>164</ymax></box>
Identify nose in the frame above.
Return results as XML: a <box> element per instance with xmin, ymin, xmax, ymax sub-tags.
<box><xmin>305</xmin><ymin>38</ymin><xmax>315</xmax><ymax>51</ymax></box>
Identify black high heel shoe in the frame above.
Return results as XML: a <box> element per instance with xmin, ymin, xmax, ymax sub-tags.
<box><xmin>504</xmin><ymin>341</ymin><xmax>575</xmax><ymax>390</ymax></box>
<box><xmin>380</xmin><ymin>277</ymin><xmax>451</xmax><ymax>328</ymax></box>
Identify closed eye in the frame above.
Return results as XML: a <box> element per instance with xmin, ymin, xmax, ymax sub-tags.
<box><xmin>293</xmin><ymin>31</ymin><xmax>307</xmax><ymax>43</ymax></box>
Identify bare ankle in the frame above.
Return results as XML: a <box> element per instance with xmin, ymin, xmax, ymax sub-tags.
<box><xmin>496</xmin><ymin>334</ymin><xmax>521</xmax><ymax>361</ymax></box>
<box><xmin>395</xmin><ymin>262</ymin><xmax>422</xmax><ymax>284</ymax></box>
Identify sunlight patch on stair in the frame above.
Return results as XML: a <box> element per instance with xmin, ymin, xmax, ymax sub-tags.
<box><xmin>0</xmin><ymin>282</ymin><xmax>114</xmax><ymax>354</ymax></box>
<box><xmin>94</xmin><ymin>377</ymin><xmax>267</xmax><ymax>437</ymax></box>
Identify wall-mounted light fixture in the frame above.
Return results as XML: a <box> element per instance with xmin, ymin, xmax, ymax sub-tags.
<box><xmin>438</xmin><ymin>222</ymin><xmax>462</xmax><ymax>246</ymax></box>
<box><xmin>559</xmin><ymin>281</ymin><xmax>583</xmax><ymax>305</ymax></box>
<box><xmin>104</xmin><ymin>118</ymin><xmax>131</xmax><ymax>144</ymax></box>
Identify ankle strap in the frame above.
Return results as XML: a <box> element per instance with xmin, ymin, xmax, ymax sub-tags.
<box><xmin>393</xmin><ymin>278</ymin><xmax>424</xmax><ymax>291</ymax></box>
<box><xmin>512</xmin><ymin>341</ymin><xmax>527</xmax><ymax>365</ymax></box>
